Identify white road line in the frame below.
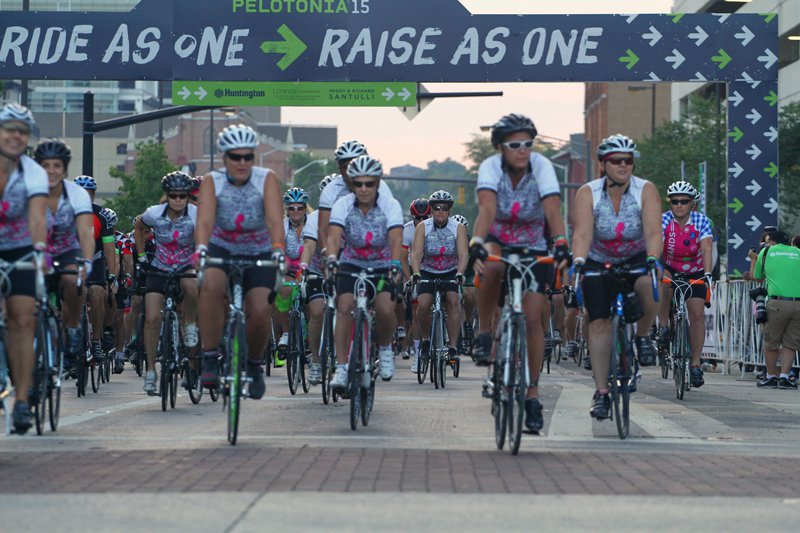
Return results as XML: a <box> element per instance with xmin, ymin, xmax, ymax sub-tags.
<box><xmin>59</xmin><ymin>397</ymin><xmax>158</xmax><ymax>427</ymax></box>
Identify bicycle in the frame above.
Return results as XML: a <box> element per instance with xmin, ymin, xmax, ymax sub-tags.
<box><xmin>484</xmin><ymin>251</ymin><xmax>555</xmax><ymax>455</ymax></box>
<box><xmin>199</xmin><ymin>255</ymin><xmax>281</xmax><ymax>445</ymax></box>
<box><xmin>0</xmin><ymin>255</ymin><xmax>40</xmax><ymax>435</ymax></box>
<box><xmin>147</xmin><ymin>270</ymin><xmax>197</xmax><ymax>411</ymax></box>
<box><xmin>309</xmin><ymin>273</ymin><xmax>338</xmax><ymax>405</ymax></box>
<box><xmin>334</xmin><ymin>268</ymin><xmax>393</xmax><ymax>431</ymax></box>
<box><xmin>544</xmin><ymin>270</ymin><xmax>563</xmax><ymax>369</ymax></box>
<box><xmin>284</xmin><ymin>280</ymin><xmax>310</xmax><ymax>396</ymax></box>
<box><xmin>415</xmin><ymin>277</ymin><xmax>457</xmax><ymax>389</ymax></box>
<box><xmin>577</xmin><ymin>262</ymin><xmax>659</xmax><ymax>440</ymax></box>
<box><xmin>662</xmin><ymin>275</ymin><xmax>709</xmax><ymax>401</ymax></box>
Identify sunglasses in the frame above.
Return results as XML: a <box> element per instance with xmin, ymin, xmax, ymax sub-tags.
<box><xmin>670</xmin><ymin>198</ymin><xmax>692</xmax><ymax>206</ymax></box>
<box><xmin>0</xmin><ymin>123</ymin><xmax>30</xmax><ymax>135</ymax></box>
<box><xmin>227</xmin><ymin>152</ymin><xmax>255</xmax><ymax>162</ymax></box>
<box><xmin>351</xmin><ymin>180</ymin><xmax>377</xmax><ymax>189</ymax></box>
<box><xmin>286</xmin><ymin>205</ymin><xmax>305</xmax><ymax>212</ymax></box>
<box><xmin>606</xmin><ymin>156</ymin><xmax>634</xmax><ymax>166</ymax></box>
<box><xmin>432</xmin><ymin>205</ymin><xmax>451</xmax><ymax>212</ymax></box>
<box><xmin>168</xmin><ymin>193</ymin><xmax>189</xmax><ymax>200</ymax></box>
<box><xmin>502</xmin><ymin>139</ymin><xmax>534</xmax><ymax>151</ymax></box>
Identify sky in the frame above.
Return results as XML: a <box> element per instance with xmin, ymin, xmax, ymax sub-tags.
<box><xmin>283</xmin><ymin>0</ymin><xmax>674</xmax><ymax>171</ymax></box>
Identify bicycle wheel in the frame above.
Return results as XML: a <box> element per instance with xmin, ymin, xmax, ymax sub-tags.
<box><xmin>508</xmin><ymin>318</ymin><xmax>526</xmax><ymax>455</ymax></box>
<box><xmin>226</xmin><ymin>316</ymin><xmax>245</xmax><ymax>445</ymax></box>
<box><xmin>431</xmin><ymin>312</ymin><xmax>441</xmax><ymax>390</ymax></box>
<box><xmin>492</xmin><ymin>360</ymin><xmax>506</xmax><ymax>450</ymax></box>
<box><xmin>416</xmin><ymin>343</ymin><xmax>429</xmax><ymax>385</ymax></box>
<box><xmin>209</xmin><ymin>386</ymin><xmax>219</xmax><ymax>402</ymax></box>
<box><xmin>453</xmin><ymin>357</ymin><xmax>460</xmax><ymax>378</ymax></box>
<box><xmin>90</xmin><ymin>356</ymin><xmax>99</xmax><ymax>393</ymax></box>
<box><xmin>187</xmin><ymin>361</ymin><xmax>203</xmax><ymax>404</ymax></box>
<box><xmin>170</xmin><ymin>366</ymin><xmax>178</xmax><ymax>409</ymax></box>
<box><xmin>286</xmin><ymin>315</ymin><xmax>300</xmax><ymax>395</ymax></box>
<box><xmin>48</xmin><ymin>318</ymin><xmax>62</xmax><ymax>432</ymax></box>
<box><xmin>349</xmin><ymin>312</ymin><xmax>363</xmax><ymax>431</ymax></box>
<box><xmin>610</xmin><ymin>316</ymin><xmax>629</xmax><ymax>440</ymax></box>
<box><xmin>320</xmin><ymin>309</ymin><xmax>334</xmax><ymax>405</ymax></box>
<box><xmin>76</xmin><ymin>351</ymin><xmax>87</xmax><ymax>397</ymax></box>
<box><xmin>361</xmin><ymin>325</ymin><xmax>375</xmax><ymax>427</ymax></box>
<box><xmin>33</xmin><ymin>317</ymin><xmax>49</xmax><ymax>435</ymax></box>
<box><xmin>673</xmin><ymin>317</ymin><xmax>686</xmax><ymax>400</ymax></box>
<box><xmin>299</xmin><ymin>320</ymin><xmax>310</xmax><ymax>394</ymax></box>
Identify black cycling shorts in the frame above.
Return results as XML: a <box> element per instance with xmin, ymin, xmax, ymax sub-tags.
<box><xmin>145</xmin><ymin>266</ymin><xmax>193</xmax><ymax>295</ymax></box>
<box><xmin>304</xmin><ymin>273</ymin><xmax>325</xmax><ymax>303</ymax></box>
<box><xmin>206</xmin><ymin>244</ymin><xmax>277</xmax><ymax>295</ymax></box>
<box><xmin>87</xmin><ymin>257</ymin><xmax>106</xmax><ymax>287</ymax></box>
<box><xmin>0</xmin><ymin>246</ymin><xmax>36</xmax><ymax>298</ymax></box>
<box><xmin>664</xmin><ymin>267</ymin><xmax>708</xmax><ymax>301</ymax></box>
<box><xmin>581</xmin><ymin>253</ymin><xmax>648</xmax><ymax>322</ymax></box>
<box><xmin>335</xmin><ymin>263</ymin><xmax>392</xmax><ymax>298</ymax></box>
<box><xmin>417</xmin><ymin>270</ymin><xmax>458</xmax><ymax>296</ymax></box>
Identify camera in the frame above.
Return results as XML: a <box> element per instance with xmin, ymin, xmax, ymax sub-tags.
<box><xmin>749</xmin><ymin>287</ymin><xmax>768</xmax><ymax>324</ymax></box>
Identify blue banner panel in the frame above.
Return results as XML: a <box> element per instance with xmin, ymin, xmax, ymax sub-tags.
<box><xmin>726</xmin><ymin>80</ymin><xmax>779</xmax><ymax>277</ymax></box>
<box><xmin>0</xmin><ymin>1</ymin><xmax>779</xmax><ymax>83</ymax></box>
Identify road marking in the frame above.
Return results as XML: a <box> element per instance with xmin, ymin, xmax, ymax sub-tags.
<box><xmin>59</xmin><ymin>398</ymin><xmax>157</xmax><ymax>427</ymax></box>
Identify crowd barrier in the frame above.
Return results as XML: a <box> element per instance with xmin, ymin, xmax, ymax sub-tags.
<box><xmin>704</xmin><ymin>280</ymin><xmax>799</xmax><ymax>376</ymax></box>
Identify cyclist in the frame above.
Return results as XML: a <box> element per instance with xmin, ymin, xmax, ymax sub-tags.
<box><xmin>326</xmin><ymin>155</ymin><xmax>404</xmax><ymax>390</ymax></box>
<box><xmin>134</xmin><ymin>172</ymin><xmax>198</xmax><ymax>395</ymax></box>
<box><xmin>34</xmin><ymin>139</ymin><xmax>94</xmax><ymax>376</ymax></box>
<box><xmin>112</xmin><ymin>224</ymin><xmax>135</xmax><ymax>373</ymax></box>
<box><xmin>317</xmin><ymin>140</ymin><xmax>393</xmax><ymax>248</ymax></box>
<box><xmin>74</xmin><ymin>175</ymin><xmax>118</xmax><ymax>366</ymax></box>
<box><xmin>571</xmin><ymin>134</ymin><xmax>663</xmax><ymax>420</ymax></box>
<box><xmin>451</xmin><ymin>213</ymin><xmax>477</xmax><ymax>357</ymax></box>
<box><xmin>99</xmin><ymin>207</ymin><xmax>120</xmax><ymax>365</ymax></box>
<box><xmin>657</xmin><ymin>180</ymin><xmax>713</xmax><ymax>388</ymax></box>
<box><xmin>469</xmin><ymin>113</ymin><xmax>569</xmax><ymax>433</ymax></box>
<box><xmin>299</xmin><ymin>176</ymin><xmax>335</xmax><ymax>385</ymax></box>
<box><xmin>196</xmin><ymin>124</ymin><xmax>285</xmax><ymax>400</ymax></box>
<box><xmin>403</xmin><ymin>198</ymin><xmax>431</xmax><ymax>368</ymax></box>
<box><xmin>411</xmin><ymin>190</ymin><xmax>469</xmax><ymax>368</ymax></box>
<box><xmin>0</xmin><ymin>103</ymin><xmax>48</xmax><ymax>434</ymax></box>
<box><xmin>275</xmin><ymin>187</ymin><xmax>309</xmax><ymax>355</ymax></box>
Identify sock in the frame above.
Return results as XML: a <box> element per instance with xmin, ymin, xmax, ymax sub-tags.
<box><xmin>766</xmin><ymin>374</ymin><xmax>776</xmax><ymax>379</ymax></box>
<box><xmin>597</xmin><ymin>388</ymin><xmax>609</xmax><ymax>395</ymax></box>
<box><xmin>202</xmin><ymin>349</ymin><xmax>217</xmax><ymax>359</ymax></box>
<box><xmin>414</xmin><ymin>339</ymin><xmax>420</xmax><ymax>352</ymax></box>
<box><xmin>780</xmin><ymin>373</ymin><xmax>789</xmax><ymax>379</ymax></box>
<box><xmin>115</xmin><ymin>350</ymin><xmax>124</xmax><ymax>360</ymax></box>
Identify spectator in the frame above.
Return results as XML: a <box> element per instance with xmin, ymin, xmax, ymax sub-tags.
<box><xmin>751</xmin><ymin>230</ymin><xmax>800</xmax><ymax>389</ymax></box>
<box><xmin>792</xmin><ymin>234</ymin><xmax>800</xmax><ymax>248</ymax></box>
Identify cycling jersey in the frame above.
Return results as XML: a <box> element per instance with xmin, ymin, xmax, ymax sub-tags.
<box><xmin>284</xmin><ymin>215</ymin><xmax>305</xmax><ymax>271</ymax></box>
<box><xmin>476</xmin><ymin>152</ymin><xmax>560</xmax><ymax>249</ymax></box>
<box><xmin>0</xmin><ymin>155</ymin><xmax>48</xmax><ymax>251</ymax></box>
<box><xmin>318</xmin><ymin>174</ymin><xmax>393</xmax><ymax>210</ymax></box>
<box><xmin>115</xmin><ymin>230</ymin><xmax>134</xmax><ymax>256</ymax></box>
<box><xmin>301</xmin><ymin>210</ymin><xmax>324</xmax><ymax>275</ymax></box>
<box><xmin>208</xmin><ymin>168</ymin><xmax>272</xmax><ymax>255</ymax></box>
<box><xmin>91</xmin><ymin>203</ymin><xmax>115</xmax><ymax>260</ymax></box>
<box><xmin>661</xmin><ymin>211</ymin><xmax>712</xmax><ymax>274</ymax></box>
<box><xmin>587</xmin><ymin>176</ymin><xmax>647</xmax><ymax>264</ymax></box>
<box><xmin>329</xmin><ymin>192</ymin><xmax>403</xmax><ymax>269</ymax></box>
<box><xmin>402</xmin><ymin>220</ymin><xmax>415</xmax><ymax>263</ymax></box>
<box><xmin>141</xmin><ymin>203</ymin><xmax>198</xmax><ymax>271</ymax></box>
<box><xmin>419</xmin><ymin>217</ymin><xmax>459</xmax><ymax>273</ymax></box>
<box><xmin>46</xmin><ymin>179</ymin><xmax>92</xmax><ymax>257</ymax></box>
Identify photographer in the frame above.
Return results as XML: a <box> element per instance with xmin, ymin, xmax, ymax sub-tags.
<box><xmin>750</xmin><ymin>230</ymin><xmax>800</xmax><ymax>389</ymax></box>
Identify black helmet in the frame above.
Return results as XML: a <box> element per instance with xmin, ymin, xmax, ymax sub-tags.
<box><xmin>490</xmin><ymin>113</ymin><xmax>538</xmax><ymax>148</ymax></box>
<box><xmin>161</xmin><ymin>171</ymin><xmax>193</xmax><ymax>192</ymax></box>
<box><xmin>34</xmin><ymin>139</ymin><xmax>72</xmax><ymax>166</ymax></box>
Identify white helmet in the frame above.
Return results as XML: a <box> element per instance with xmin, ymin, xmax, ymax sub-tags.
<box><xmin>217</xmin><ymin>124</ymin><xmax>258</xmax><ymax>152</ymax></box>
<box><xmin>667</xmin><ymin>180</ymin><xmax>697</xmax><ymax>198</ymax></box>
<box><xmin>451</xmin><ymin>214</ymin><xmax>468</xmax><ymax>228</ymax></box>
<box><xmin>319</xmin><ymin>174</ymin><xmax>335</xmax><ymax>191</ymax></box>
<box><xmin>347</xmin><ymin>155</ymin><xmax>382</xmax><ymax>178</ymax></box>
<box><xmin>429</xmin><ymin>190</ymin><xmax>454</xmax><ymax>206</ymax></box>
<box><xmin>0</xmin><ymin>103</ymin><xmax>36</xmax><ymax>129</ymax></box>
<box><xmin>334</xmin><ymin>140</ymin><xmax>367</xmax><ymax>163</ymax></box>
<box><xmin>597</xmin><ymin>134</ymin><xmax>638</xmax><ymax>161</ymax></box>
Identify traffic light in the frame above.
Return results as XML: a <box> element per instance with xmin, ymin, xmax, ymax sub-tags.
<box><xmin>457</xmin><ymin>186</ymin><xmax>465</xmax><ymax>205</ymax></box>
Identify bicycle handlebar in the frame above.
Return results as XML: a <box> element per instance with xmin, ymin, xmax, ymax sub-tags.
<box><xmin>662</xmin><ymin>276</ymin><xmax>711</xmax><ymax>308</ymax></box>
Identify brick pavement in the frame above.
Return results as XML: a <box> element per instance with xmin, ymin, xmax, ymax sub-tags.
<box><xmin>2</xmin><ymin>447</ymin><xmax>798</xmax><ymax>497</ymax></box>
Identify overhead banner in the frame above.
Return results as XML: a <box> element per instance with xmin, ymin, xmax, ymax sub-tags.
<box><xmin>0</xmin><ymin>1</ymin><xmax>778</xmax><ymax>83</ymax></box>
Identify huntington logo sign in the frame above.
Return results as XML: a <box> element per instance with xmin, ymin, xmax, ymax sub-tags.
<box><xmin>0</xmin><ymin>0</ymin><xmax>779</xmax><ymax>274</ymax></box>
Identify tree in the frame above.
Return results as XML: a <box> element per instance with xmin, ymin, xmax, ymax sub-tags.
<box><xmin>106</xmin><ymin>141</ymin><xmax>175</xmax><ymax>232</ymax></box>
<box><xmin>778</xmin><ymin>102</ymin><xmax>800</xmax><ymax>231</ymax></box>
<box><xmin>287</xmin><ymin>151</ymin><xmax>338</xmax><ymax>207</ymax></box>
<box><xmin>464</xmin><ymin>134</ymin><xmax>495</xmax><ymax>174</ymax></box>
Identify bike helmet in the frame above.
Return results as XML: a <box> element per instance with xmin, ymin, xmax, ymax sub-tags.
<box><xmin>597</xmin><ymin>134</ymin><xmax>638</xmax><ymax>161</ymax></box>
<box><xmin>216</xmin><ymin>124</ymin><xmax>258</xmax><ymax>152</ymax></box>
<box><xmin>0</xmin><ymin>103</ymin><xmax>36</xmax><ymax>129</ymax></box>
<box><xmin>33</xmin><ymin>139</ymin><xmax>71</xmax><ymax>166</ymax></box>
<box><xmin>101</xmin><ymin>208</ymin><xmax>118</xmax><ymax>228</ymax></box>
<box><xmin>319</xmin><ymin>174</ymin><xmax>335</xmax><ymax>191</ymax></box>
<box><xmin>334</xmin><ymin>140</ymin><xmax>367</xmax><ymax>163</ymax></box>
<box><xmin>161</xmin><ymin>171</ymin><xmax>193</xmax><ymax>192</ymax></box>
<box><xmin>429</xmin><ymin>190</ymin><xmax>454</xmax><ymax>207</ymax></box>
<box><xmin>667</xmin><ymin>180</ymin><xmax>697</xmax><ymax>198</ymax></box>
<box><xmin>410</xmin><ymin>198</ymin><xmax>431</xmax><ymax>218</ymax></box>
<box><xmin>283</xmin><ymin>187</ymin><xmax>309</xmax><ymax>205</ymax></box>
<box><xmin>451</xmin><ymin>214</ymin><xmax>468</xmax><ymax>228</ymax></box>
<box><xmin>490</xmin><ymin>113</ymin><xmax>538</xmax><ymax>148</ymax></box>
<box><xmin>74</xmin><ymin>175</ymin><xmax>97</xmax><ymax>190</ymax></box>
<box><xmin>347</xmin><ymin>155</ymin><xmax>382</xmax><ymax>178</ymax></box>
<box><xmin>190</xmin><ymin>176</ymin><xmax>203</xmax><ymax>196</ymax></box>
<box><xmin>694</xmin><ymin>188</ymin><xmax>702</xmax><ymax>203</ymax></box>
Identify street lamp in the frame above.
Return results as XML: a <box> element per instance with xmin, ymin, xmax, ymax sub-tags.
<box><xmin>291</xmin><ymin>159</ymin><xmax>328</xmax><ymax>187</ymax></box>
<box><xmin>627</xmin><ymin>85</ymin><xmax>656</xmax><ymax>137</ymax></box>
<box><xmin>260</xmin><ymin>143</ymin><xmax>308</xmax><ymax>166</ymax></box>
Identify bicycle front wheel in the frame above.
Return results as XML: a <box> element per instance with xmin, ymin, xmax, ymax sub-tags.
<box><xmin>33</xmin><ymin>317</ymin><xmax>50</xmax><ymax>435</ymax></box>
<box><xmin>226</xmin><ymin>317</ymin><xmax>246</xmax><ymax>445</ymax></box>
<box><xmin>287</xmin><ymin>315</ymin><xmax>300</xmax><ymax>395</ymax></box>
<box><xmin>508</xmin><ymin>318</ymin><xmax>527</xmax><ymax>455</ymax></box>
<box><xmin>348</xmin><ymin>312</ymin><xmax>364</xmax><ymax>431</ymax></box>
<box><xmin>492</xmin><ymin>361</ymin><xmax>506</xmax><ymax>450</ymax></box>
<box><xmin>320</xmin><ymin>309</ymin><xmax>334</xmax><ymax>405</ymax></box>
<box><xmin>610</xmin><ymin>316</ymin><xmax>630</xmax><ymax>439</ymax></box>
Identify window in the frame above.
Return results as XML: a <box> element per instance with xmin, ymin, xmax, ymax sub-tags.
<box><xmin>779</xmin><ymin>25</ymin><xmax>800</xmax><ymax>69</ymax></box>
<box><xmin>116</xmin><ymin>143</ymin><xmax>127</xmax><ymax>155</ymax></box>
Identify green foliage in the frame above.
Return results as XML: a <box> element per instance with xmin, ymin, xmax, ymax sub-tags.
<box><xmin>463</xmin><ymin>134</ymin><xmax>495</xmax><ymax>174</ymax></box>
<box><xmin>778</xmin><ymin>102</ymin><xmax>800</xmax><ymax>230</ymax></box>
<box><xmin>106</xmin><ymin>141</ymin><xmax>175</xmax><ymax>232</ymax></box>
<box><xmin>287</xmin><ymin>151</ymin><xmax>338</xmax><ymax>207</ymax></box>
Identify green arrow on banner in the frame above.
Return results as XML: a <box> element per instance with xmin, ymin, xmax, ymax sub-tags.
<box><xmin>728</xmin><ymin>197</ymin><xmax>744</xmax><ymax>214</ymax></box>
<box><xmin>761</xmin><ymin>13</ymin><xmax>777</xmax><ymax>23</ymax></box>
<box><xmin>711</xmin><ymin>49</ymin><xmax>732</xmax><ymax>69</ymax></box>
<box><xmin>260</xmin><ymin>24</ymin><xmax>307</xmax><ymax>71</ymax></box>
<box><xmin>618</xmin><ymin>49</ymin><xmax>639</xmax><ymax>70</ymax></box>
<box><xmin>763</xmin><ymin>162</ymin><xmax>778</xmax><ymax>178</ymax></box>
<box><xmin>671</xmin><ymin>13</ymin><xmax>685</xmax><ymax>23</ymax></box>
<box><xmin>728</xmin><ymin>126</ymin><xmax>744</xmax><ymax>143</ymax></box>
<box><xmin>763</xmin><ymin>91</ymin><xmax>778</xmax><ymax>107</ymax></box>
<box><xmin>732</xmin><ymin>268</ymin><xmax>744</xmax><ymax>278</ymax></box>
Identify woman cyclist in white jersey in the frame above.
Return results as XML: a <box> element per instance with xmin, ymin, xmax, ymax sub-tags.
<box><xmin>195</xmin><ymin>124</ymin><xmax>286</xmax><ymax>400</ymax></box>
<box><xmin>411</xmin><ymin>190</ymin><xmax>468</xmax><ymax>369</ymax></box>
<box><xmin>571</xmin><ymin>134</ymin><xmax>663</xmax><ymax>420</ymax></box>
<box><xmin>34</xmin><ymin>139</ymin><xmax>94</xmax><ymax>376</ymax></box>
<box><xmin>0</xmin><ymin>104</ymin><xmax>49</xmax><ymax>434</ymax></box>
<box><xmin>469</xmin><ymin>113</ymin><xmax>570</xmax><ymax>434</ymax></box>
<box><xmin>325</xmin><ymin>155</ymin><xmax>404</xmax><ymax>390</ymax></box>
